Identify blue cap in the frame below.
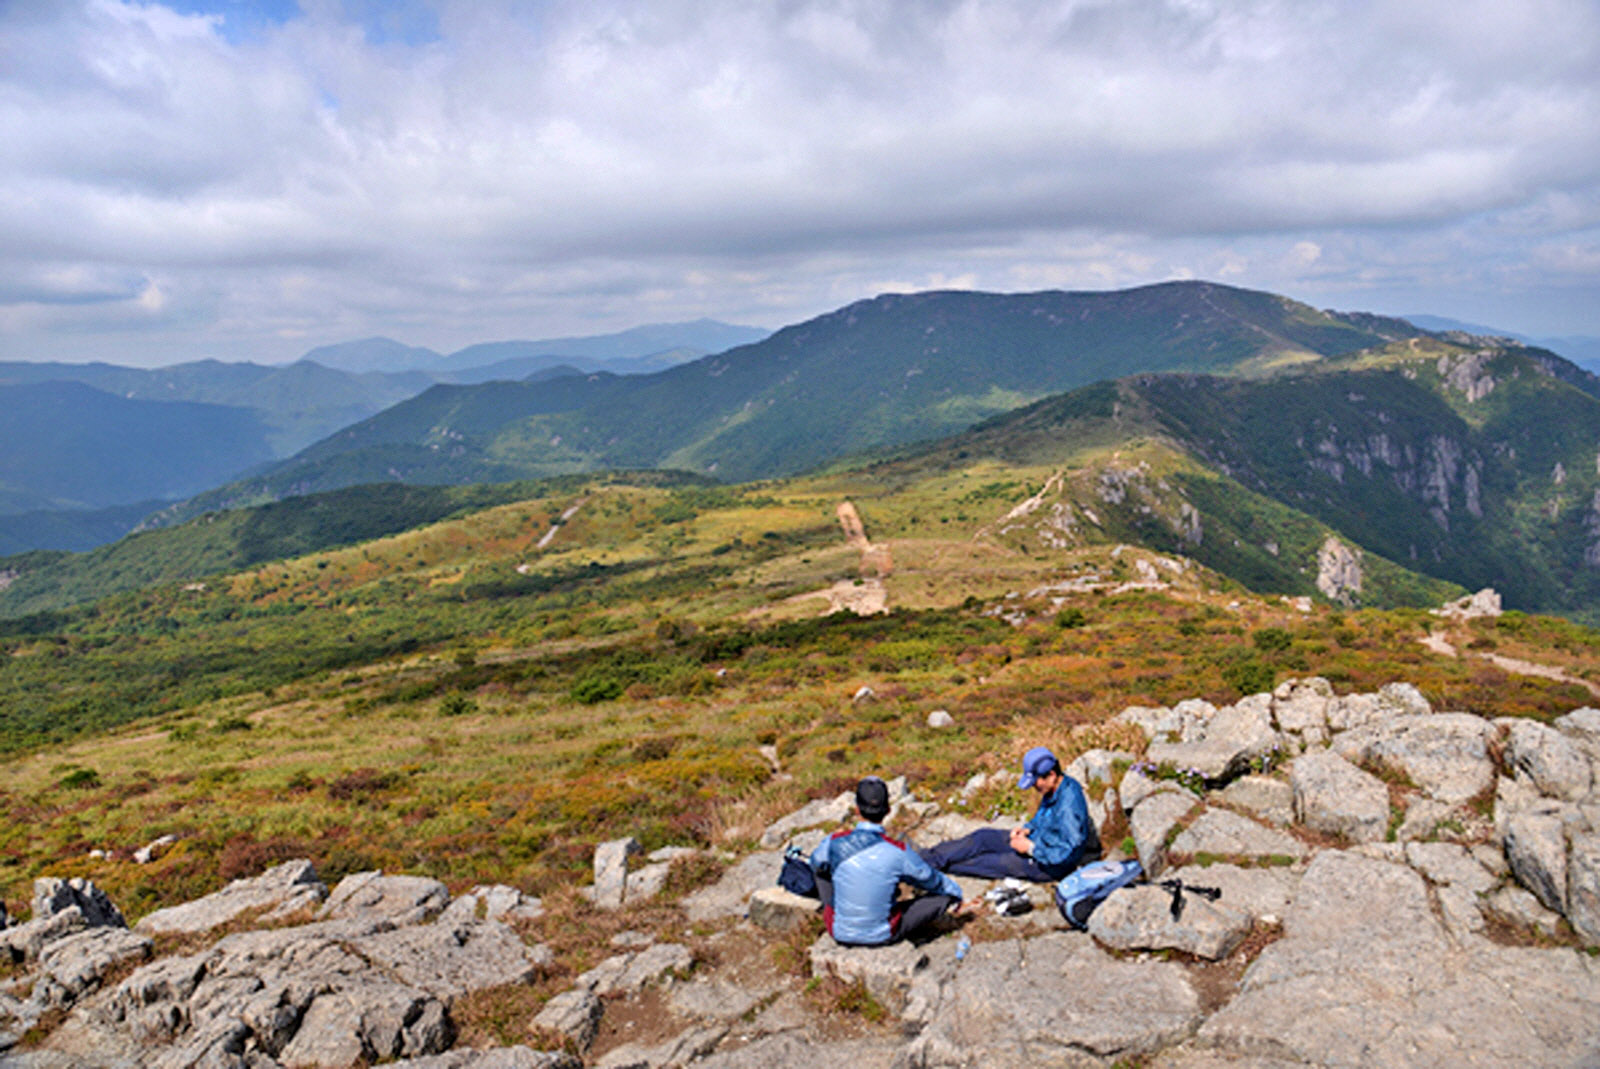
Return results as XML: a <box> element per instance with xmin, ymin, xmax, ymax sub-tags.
<box><xmin>1017</xmin><ymin>746</ymin><xmax>1059</xmax><ymax>789</ymax></box>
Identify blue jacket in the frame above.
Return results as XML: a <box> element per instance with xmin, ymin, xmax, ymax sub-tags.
<box><xmin>1025</xmin><ymin>777</ymin><xmax>1097</xmax><ymax>873</ymax></box>
<box><xmin>810</xmin><ymin>822</ymin><xmax>963</xmax><ymax>945</ymax></box>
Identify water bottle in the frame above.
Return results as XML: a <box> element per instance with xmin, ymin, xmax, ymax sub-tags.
<box><xmin>955</xmin><ymin>936</ymin><xmax>971</xmax><ymax>962</ymax></box>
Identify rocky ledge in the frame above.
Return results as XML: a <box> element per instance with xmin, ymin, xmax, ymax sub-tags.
<box><xmin>4</xmin><ymin>677</ymin><xmax>1600</xmax><ymax>1067</ymax></box>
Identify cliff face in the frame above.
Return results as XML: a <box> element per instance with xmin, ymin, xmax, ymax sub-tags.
<box><xmin>1128</xmin><ymin>347</ymin><xmax>1600</xmax><ymax>617</ymax></box>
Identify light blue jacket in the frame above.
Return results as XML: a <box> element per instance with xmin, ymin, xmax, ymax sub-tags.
<box><xmin>1025</xmin><ymin>776</ymin><xmax>1097</xmax><ymax>873</ymax></box>
<box><xmin>810</xmin><ymin>822</ymin><xmax>963</xmax><ymax>945</ymax></box>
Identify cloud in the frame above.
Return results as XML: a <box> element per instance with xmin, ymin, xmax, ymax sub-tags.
<box><xmin>3</xmin><ymin>0</ymin><xmax>1600</xmax><ymax>364</ymax></box>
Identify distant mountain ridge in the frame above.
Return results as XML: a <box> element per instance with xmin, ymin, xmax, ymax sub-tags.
<box><xmin>1405</xmin><ymin>314</ymin><xmax>1600</xmax><ymax>370</ymax></box>
<box><xmin>171</xmin><ymin>281</ymin><xmax>1421</xmax><ymax>520</ymax></box>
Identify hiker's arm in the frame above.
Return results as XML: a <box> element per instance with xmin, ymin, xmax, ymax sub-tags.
<box><xmin>902</xmin><ymin>848</ymin><xmax>963</xmax><ymax>902</ymax></box>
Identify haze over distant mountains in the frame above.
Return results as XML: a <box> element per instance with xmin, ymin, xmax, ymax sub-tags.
<box><xmin>1404</xmin><ymin>315</ymin><xmax>1600</xmax><ymax>369</ymax></box>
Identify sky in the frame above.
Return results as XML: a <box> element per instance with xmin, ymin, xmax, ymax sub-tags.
<box><xmin>2</xmin><ymin>0</ymin><xmax>1599</xmax><ymax>368</ymax></box>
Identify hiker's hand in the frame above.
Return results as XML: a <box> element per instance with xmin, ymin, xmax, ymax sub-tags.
<box><xmin>1008</xmin><ymin>827</ymin><xmax>1032</xmax><ymax>855</ymax></box>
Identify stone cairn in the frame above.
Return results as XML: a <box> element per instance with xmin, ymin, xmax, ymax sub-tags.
<box><xmin>5</xmin><ymin>678</ymin><xmax>1600</xmax><ymax>1067</ymax></box>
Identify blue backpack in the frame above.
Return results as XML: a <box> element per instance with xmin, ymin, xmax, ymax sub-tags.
<box><xmin>1054</xmin><ymin>859</ymin><xmax>1143</xmax><ymax>929</ymax></box>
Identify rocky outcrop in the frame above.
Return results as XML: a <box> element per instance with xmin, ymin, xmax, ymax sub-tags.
<box><xmin>10</xmin><ymin>678</ymin><xmax>1600</xmax><ymax>1068</ymax></box>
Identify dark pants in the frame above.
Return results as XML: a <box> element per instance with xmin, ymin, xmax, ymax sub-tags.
<box><xmin>814</xmin><ymin>874</ymin><xmax>958</xmax><ymax>945</ymax></box>
<box><xmin>918</xmin><ymin>828</ymin><xmax>1063</xmax><ymax>881</ymax></box>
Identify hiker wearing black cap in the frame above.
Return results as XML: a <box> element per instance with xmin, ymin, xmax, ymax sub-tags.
<box><xmin>808</xmin><ymin>776</ymin><xmax>965</xmax><ymax>945</ymax></box>
<box><xmin>919</xmin><ymin>746</ymin><xmax>1099</xmax><ymax>881</ymax></box>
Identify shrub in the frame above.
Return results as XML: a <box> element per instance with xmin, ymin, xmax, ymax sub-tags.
<box><xmin>1056</xmin><ymin>608</ymin><xmax>1087</xmax><ymax>629</ymax></box>
<box><xmin>569</xmin><ymin>670</ymin><xmax>624</xmax><ymax>704</ymax></box>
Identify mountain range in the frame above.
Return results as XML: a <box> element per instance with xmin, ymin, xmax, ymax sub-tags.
<box><xmin>6</xmin><ymin>281</ymin><xmax>1600</xmax><ymax>625</ymax></box>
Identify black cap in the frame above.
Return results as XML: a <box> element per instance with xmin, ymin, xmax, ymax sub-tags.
<box><xmin>855</xmin><ymin>776</ymin><xmax>890</xmax><ymax>821</ymax></box>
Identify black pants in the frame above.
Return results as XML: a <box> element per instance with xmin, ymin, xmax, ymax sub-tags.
<box><xmin>814</xmin><ymin>874</ymin><xmax>958</xmax><ymax>945</ymax></box>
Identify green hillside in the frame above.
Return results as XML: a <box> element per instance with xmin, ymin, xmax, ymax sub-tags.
<box><xmin>167</xmin><ymin>281</ymin><xmax>1422</xmax><ymax>515</ymax></box>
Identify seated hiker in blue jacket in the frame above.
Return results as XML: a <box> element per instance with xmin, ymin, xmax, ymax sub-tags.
<box><xmin>920</xmin><ymin>746</ymin><xmax>1100</xmax><ymax>881</ymax></box>
<box><xmin>809</xmin><ymin>776</ymin><xmax>965</xmax><ymax>945</ymax></box>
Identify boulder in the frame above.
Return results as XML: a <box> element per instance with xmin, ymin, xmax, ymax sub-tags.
<box><xmin>1564</xmin><ymin>832</ymin><xmax>1600</xmax><ymax>945</ymax></box>
<box><xmin>1272</xmin><ymin>678</ymin><xmax>1333</xmax><ymax>739</ymax></box>
<box><xmin>319</xmin><ymin>871</ymin><xmax>450</xmax><ymax>925</ymax></box>
<box><xmin>1146</xmin><ymin>699</ymin><xmax>1278</xmax><ymax>782</ymax></box>
<box><xmin>898</xmin><ymin>932</ymin><xmax>1201</xmax><ymax>1065</ymax></box>
<box><xmin>532</xmin><ymin>988</ymin><xmax>603</xmax><ymax>1053</ymax></box>
<box><xmin>34</xmin><ymin>927</ymin><xmax>152</xmax><ymax>1005</ymax></box>
<box><xmin>1087</xmin><ymin>883</ymin><xmax>1253</xmax><ymax>960</ymax></box>
<box><xmin>1556</xmin><ymin>706</ymin><xmax>1600</xmax><ymax>765</ymax></box>
<box><xmin>1214</xmin><ymin>775</ymin><xmax>1294</xmax><ymax>826</ymax></box>
<box><xmin>391</xmin><ymin>1049</ymin><xmax>580</xmax><ymax>1068</ymax></box>
<box><xmin>1168</xmin><ymin>809</ymin><xmax>1306</xmax><ymax>863</ymax></box>
<box><xmin>1481</xmin><ymin>884</ymin><xmax>1566</xmax><ymax>939</ymax></box>
<box><xmin>758</xmin><ymin>793</ymin><xmax>854</xmax><ymax>849</ymax></box>
<box><xmin>32</xmin><ymin>878</ymin><xmax>125</xmax><ymax>930</ymax></box>
<box><xmin>668</xmin><ymin>975</ymin><xmax>774</xmax><ymax>1023</ymax></box>
<box><xmin>1</xmin><ymin>905</ymin><xmax>89</xmax><ymax>963</ymax></box>
<box><xmin>1066</xmin><ymin>748</ymin><xmax>1133</xmax><ymax>788</ymax></box>
<box><xmin>926</xmin><ymin>710</ymin><xmax>954</xmax><ymax>729</ymax></box>
<box><xmin>1332</xmin><ymin>713</ymin><xmax>1496</xmax><ymax>803</ymax></box>
<box><xmin>1504</xmin><ymin>810</ymin><xmax>1569</xmax><ymax>914</ymax></box>
<box><xmin>682</xmin><ymin>852</ymin><xmax>781</xmax><ymax>923</ymax></box>
<box><xmin>1403</xmin><ymin>841</ymin><xmax>1496</xmax><ymax>895</ymax></box>
<box><xmin>809</xmin><ymin>935</ymin><xmax>930</xmax><ymax>1014</ymax></box>
<box><xmin>355</xmin><ymin>919</ymin><xmax>550</xmax><ymax>999</ymax></box>
<box><xmin>277</xmin><ymin>981</ymin><xmax>452</xmax><ymax>1067</ymax></box>
<box><xmin>592</xmin><ymin>838</ymin><xmax>643</xmax><ymax>910</ymax></box>
<box><xmin>1161</xmin><ymin>863</ymin><xmax>1300</xmax><ymax>924</ymax></box>
<box><xmin>1130</xmin><ymin>791</ymin><xmax>1200</xmax><ymax>877</ymax></box>
<box><xmin>1290</xmin><ymin>749</ymin><xmax>1389</xmax><ymax>843</ymax></box>
<box><xmin>135</xmin><ymin>859</ymin><xmax>327</xmax><ymax>935</ymax></box>
<box><xmin>747</xmin><ymin>887</ymin><xmax>819</xmax><ymax>932</ymax></box>
<box><xmin>438</xmin><ymin>884</ymin><xmax>544</xmax><ymax>926</ymax></box>
<box><xmin>594</xmin><ymin>1022</ymin><xmax>728</xmax><ymax>1068</ymax></box>
<box><xmin>577</xmin><ymin>943</ymin><xmax>693</xmax><ymax>996</ymax></box>
<box><xmin>1498</xmin><ymin>717</ymin><xmax>1593</xmax><ymax>801</ymax></box>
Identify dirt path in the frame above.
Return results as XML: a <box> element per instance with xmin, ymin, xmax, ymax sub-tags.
<box><xmin>1422</xmin><ymin>629</ymin><xmax>1600</xmax><ymax>697</ymax></box>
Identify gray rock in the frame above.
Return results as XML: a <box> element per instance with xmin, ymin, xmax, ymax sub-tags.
<box><xmin>1290</xmin><ymin>749</ymin><xmax>1389</xmax><ymax>843</ymax></box>
<box><xmin>1118</xmin><ymin>766</ymin><xmax>1173</xmax><ymax>813</ymax></box>
<box><xmin>1404</xmin><ymin>841</ymin><xmax>1496</xmax><ymax>895</ymax></box>
<box><xmin>594</xmin><ymin>1022</ymin><xmax>728</xmax><ymax>1068</ymax></box>
<box><xmin>681</xmin><ymin>852</ymin><xmax>780</xmax><ymax>923</ymax></box>
<box><xmin>1498</xmin><ymin>717</ymin><xmax>1593</xmax><ymax>801</ymax></box>
<box><xmin>620</xmin><ymin>861</ymin><xmax>673</xmax><ymax>905</ymax></box>
<box><xmin>1215</xmin><ymin>774</ymin><xmax>1294</xmax><ymax>826</ymax></box>
<box><xmin>1065</xmin><ymin>748</ymin><xmax>1132</xmax><ymax>787</ymax></box>
<box><xmin>1162</xmin><ymin>863</ymin><xmax>1299</xmax><ymax>924</ymax></box>
<box><xmin>135</xmin><ymin>859</ymin><xmax>327</xmax><ymax>935</ymax></box>
<box><xmin>1</xmin><ymin>906</ymin><xmax>89</xmax><ymax>963</ymax></box>
<box><xmin>1147</xmin><ymin>700</ymin><xmax>1280</xmax><ymax>782</ymax></box>
<box><xmin>35</xmin><ymin>927</ymin><xmax>152</xmax><ymax>1004</ymax></box>
<box><xmin>1168</xmin><ymin>809</ymin><xmax>1306</xmax><ymax>863</ymax></box>
<box><xmin>1393</xmin><ymin>797</ymin><xmax>1460</xmax><ymax>842</ymax></box>
<box><xmin>1271</xmin><ymin>678</ymin><xmax>1332</xmax><ymax>736</ymax></box>
<box><xmin>667</xmin><ymin>976</ymin><xmax>771</xmax><ymax>1023</ymax></box>
<box><xmin>439</xmin><ymin>885</ymin><xmax>544</xmax><ymax>926</ymax></box>
<box><xmin>809</xmin><ymin>935</ymin><xmax>929</xmax><ymax>1014</ymax></box>
<box><xmin>898</xmin><ymin>932</ymin><xmax>1201</xmax><ymax>1065</ymax></box>
<box><xmin>1332</xmin><ymin>712</ymin><xmax>1495</xmax><ymax>803</ymax></box>
<box><xmin>392</xmin><ymin>1048</ymin><xmax>580</xmax><ymax>1069</ymax></box>
<box><xmin>694</xmin><ymin>1032</ymin><xmax>902</xmax><ymax>1069</ymax></box>
<box><xmin>318</xmin><ymin>871</ymin><xmax>450</xmax><ymax>925</ymax></box>
<box><xmin>277</xmin><ymin>980</ymin><xmax>452</xmax><ymax>1067</ymax></box>
<box><xmin>1567</xmin><ymin>832</ymin><xmax>1600</xmax><ymax>945</ymax></box>
<box><xmin>1325</xmin><ymin>691</ymin><xmax>1383</xmax><ymax>732</ymax></box>
<box><xmin>1433</xmin><ymin>882</ymin><xmax>1488</xmax><ymax>945</ymax></box>
<box><xmin>32</xmin><ymin>878</ymin><xmax>125</xmax><ymax>930</ymax></box>
<box><xmin>747</xmin><ymin>887</ymin><xmax>819</xmax><ymax>932</ymax></box>
<box><xmin>1130</xmin><ymin>791</ymin><xmax>1200</xmax><ymax>877</ymax></box>
<box><xmin>355</xmin><ymin>919</ymin><xmax>549</xmax><ymax>999</ymax></box>
<box><xmin>1378</xmin><ymin>681</ymin><xmax>1433</xmax><ymax>717</ymax></box>
<box><xmin>1117</xmin><ymin>704</ymin><xmax>1180</xmax><ymax>740</ymax></box>
<box><xmin>132</xmin><ymin>834</ymin><xmax>179</xmax><ymax>866</ymax></box>
<box><xmin>577</xmin><ymin>943</ymin><xmax>693</xmax><ymax>996</ymax></box>
<box><xmin>925</xmin><ymin>710</ymin><xmax>954</xmax><ymax>729</ymax></box>
<box><xmin>1482</xmin><ymin>884</ymin><xmax>1567</xmax><ymax>939</ymax></box>
<box><xmin>1556</xmin><ymin>706</ymin><xmax>1600</xmax><ymax>765</ymax></box>
<box><xmin>758</xmin><ymin>794</ymin><xmax>854</xmax><ymax>849</ymax></box>
<box><xmin>1088</xmin><ymin>883</ymin><xmax>1253</xmax><ymax>960</ymax></box>
<box><xmin>593</xmin><ymin>838</ymin><xmax>643</xmax><ymax>910</ymax></box>
<box><xmin>1504</xmin><ymin>810</ymin><xmax>1569</xmax><ymax>913</ymax></box>
<box><xmin>532</xmin><ymin>988</ymin><xmax>602</xmax><ymax>1053</ymax></box>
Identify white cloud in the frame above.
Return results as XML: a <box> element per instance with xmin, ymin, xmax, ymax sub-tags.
<box><xmin>2</xmin><ymin>0</ymin><xmax>1600</xmax><ymax>364</ymax></box>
